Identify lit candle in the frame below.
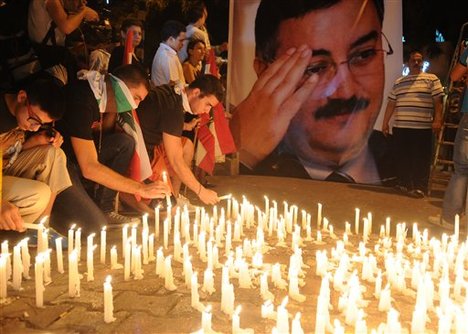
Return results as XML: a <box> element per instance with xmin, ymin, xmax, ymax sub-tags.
<box><xmin>68</xmin><ymin>249</ymin><xmax>80</xmax><ymax>297</ymax></box>
<box><xmin>68</xmin><ymin>224</ymin><xmax>75</xmax><ymax>256</ymax></box>
<box><xmin>183</xmin><ymin>256</ymin><xmax>193</xmax><ymax>288</ymax></box>
<box><xmin>162</xmin><ymin>171</ymin><xmax>171</xmax><ymax>208</ymax></box>
<box><xmin>202</xmin><ymin>268</ymin><xmax>215</xmax><ymax>294</ymax></box>
<box><xmin>142</xmin><ymin>220</ymin><xmax>149</xmax><ymax>265</ymax></box>
<box><xmin>156</xmin><ymin>247</ymin><xmax>165</xmax><ymax>278</ymax></box>
<box><xmin>202</xmin><ymin>305</ymin><xmax>213</xmax><ymax>332</ymax></box>
<box><xmin>317</xmin><ymin>203</ymin><xmax>322</xmax><ymax>230</ymax></box>
<box><xmin>148</xmin><ymin>233</ymin><xmax>155</xmax><ymax>262</ymax></box>
<box><xmin>122</xmin><ymin>224</ymin><xmax>128</xmax><ymax>257</ymax></box>
<box><xmin>124</xmin><ymin>241</ymin><xmax>131</xmax><ymax>280</ymax></box>
<box><xmin>354</xmin><ymin>208</ymin><xmax>360</xmax><ymax>234</ymax></box>
<box><xmin>2</xmin><ymin>241</ymin><xmax>11</xmax><ymax>281</ymax></box>
<box><xmin>163</xmin><ymin>218</ymin><xmax>169</xmax><ymax>249</ymax></box>
<box><xmin>12</xmin><ymin>244</ymin><xmax>23</xmax><ymax>290</ymax></box>
<box><xmin>261</xmin><ymin>300</ymin><xmax>275</xmax><ymax>319</ymax></box>
<box><xmin>75</xmin><ymin>228</ymin><xmax>81</xmax><ymax>262</ymax></box>
<box><xmin>0</xmin><ymin>255</ymin><xmax>7</xmax><ymax>300</ymax></box>
<box><xmin>55</xmin><ymin>237</ymin><xmax>64</xmax><ymax>274</ymax></box>
<box><xmin>110</xmin><ymin>245</ymin><xmax>122</xmax><ymax>270</ymax></box>
<box><xmin>385</xmin><ymin>217</ymin><xmax>391</xmax><ymax>237</ymax></box>
<box><xmin>154</xmin><ymin>205</ymin><xmax>160</xmax><ymax>239</ymax></box>
<box><xmin>43</xmin><ymin>249</ymin><xmax>51</xmax><ymax>285</ymax></box>
<box><xmin>454</xmin><ymin>214</ymin><xmax>460</xmax><ymax>240</ymax></box>
<box><xmin>37</xmin><ymin>222</ymin><xmax>46</xmax><ymax>253</ymax></box>
<box><xmin>275</xmin><ymin>297</ymin><xmax>289</xmax><ymax>334</ymax></box>
<box><xmin>164</xmin><ymin>255</ymin><xmax>176</xmax><ymax>291</ymax></box>
<box><xmin>35</xmin><ymin>253</ymin><xmax>44</xmax><ymax>307</ymax></box>
<box><xmin>378</xmin><ymin>284</ymin><xmax>391</xmax><ymax>311</ymax></box>
<box><xmin>191</xmin><ymin>271</ymin><xmax>200</xmax><ymax>308</ymax></box>
<box><xmin>100</xmin><ymin>226</ymin><xmax>106</xmax><ymax>264</ymax></box>
<box><xmin>103</xmin><ymin>275</ymin><xmax>116</xmax><ymax>323</ymax></box>
<box><xmin>291</xmin><ymin>313</ymin><xmax>304</xmax><ymax>334</ymax></box>
<box><xmin>131</xmin><ymin>224</ymin><xmax>137</xmax><ymax>248</ymax></box>
<box><xmin>20</xmin><ymin>238</ymin><xmax>31</xmax><ymax>279</ymax></box>
<box><xmin>133</xmin><ymin>245</ymin><xmax>144</xmax><ymax>280</ymax></box>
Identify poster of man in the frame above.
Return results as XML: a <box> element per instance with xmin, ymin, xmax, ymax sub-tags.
<box><xmin>229</xmin><ymin>0</ymin><xmax>404</xmax><ymax>186</ymax></box>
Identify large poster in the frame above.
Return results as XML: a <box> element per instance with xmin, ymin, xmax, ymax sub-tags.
<box><xmin>228</xmin><ymin>0</ymin><xmax>403</xmax><ymax>186</ymax></box>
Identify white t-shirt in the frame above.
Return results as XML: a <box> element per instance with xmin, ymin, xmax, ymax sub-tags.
<box><xmin>151</xmin><ymin>42</ymin><xmax>186</xmax><ymax>86</ymax></box>
<box><xmin>28</xmin><ymin>0</ymin><xmax>66</xmax><ymax>46</ymax></box>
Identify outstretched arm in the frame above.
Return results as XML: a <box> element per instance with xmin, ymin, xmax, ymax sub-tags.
<box><xmin>46</xmin><ymin>0</ymin><xmax>99</xmax><ymax>35</ymax></box>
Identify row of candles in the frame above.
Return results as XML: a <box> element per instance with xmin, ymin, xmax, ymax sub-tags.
<box><xmin>0</xmin><ymin>195</ymin><xmax>466</xmax><ymax>333</ymax></box>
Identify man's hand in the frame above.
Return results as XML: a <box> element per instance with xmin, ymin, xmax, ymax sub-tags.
<box><xmin>0</xmin><ymin>202</ymin><xmax>24</xmax><ymax>232</ymax></box>
<box><xmin>432</xmin><ymin>119</ymin><xmax>442</xmax><ymax>137</ymax></box>
<box><xmin>230</xmin><ymin>45</ymin><xmax>318</xmax><ymax>168</ymax></box>
<box><xmin>198</xmin><ymin>187</ymin><xmax>219</xmax><ymax>205</ymax></box>
<box><xmin>24</xmin><ymin>129</ymin><xmax>64</xmax><ymax>149</ymax></box>
<box><xmin>137</xmin><ymin>181</ymin><xmax>171</xmax><ymax>199</ymax></box>
<box><xmin>382</xmin><ymin>123</ymin><xmax>390</xmax><ymax>137</ymax></box>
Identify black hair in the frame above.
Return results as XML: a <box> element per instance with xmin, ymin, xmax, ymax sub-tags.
<box><xmin>189</xmin><ymin>74</ymin><xmax>224</xmax><ymax>102</ymax></box>
<box><xmin>187</xmin><ymin>38</ymin><xmax>206</xmax><ymax>52</ymax></box>
<box><xmin>120</xmin><ymin>18</ymin><xmax>143</xmax><ymax>32</ymax></box>
<box><xmin>255</xmin><ymin>0</ymin><xmax>385</xmax><ymax>62</ymax></box>
<box><xmin>161</xmin><ymin>20</ymin><xmax>186</xmax><ymax>42</ymax></box>
<box><xmin>113</xmin><ymin>64</ymin><xmax>149</xmax><ymax>91</ymax></box>
<box><xmin>25</xmin><ymin>78</ymin><xmax>64</xmax><ymax>120</ymax></box>
<box><xmin>185</xmin><ymin>1</ymin><xmax>207</xmax><ymax>25</ymax></box>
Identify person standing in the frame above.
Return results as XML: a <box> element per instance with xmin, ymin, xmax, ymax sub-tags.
<box><xmin>382</xmin><ymin>50</ymin><xmax>444</xmax><ymax>198</ymax></box>
<box><xmin>108</xmin><ymin>18</ymin><xmax>144</xmax><ymax>73</ymax></box>
<box><xmin>151</xmin><ymin>20</ymin><xmax>186</xmax><ymax>86</ymax></box>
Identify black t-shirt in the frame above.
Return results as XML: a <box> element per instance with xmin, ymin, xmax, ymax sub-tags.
<box><xmin>55</xmin><ymin>80</ymin><xmax>100</xmax><ymax>160</ymax></box>
<box><xmin>108</xmin><ymin>46</ymin><xmax>144</xmax><ymax>74</ymax></box>
<box><xmin>0</xmin><ymin>93</ymin><xmax>19</xmax><ymax>133</ymax></box>
<box><xmin>137</xmin><ymin>84</ymin><xmax>185</xmax><ymax>153</ymax></box>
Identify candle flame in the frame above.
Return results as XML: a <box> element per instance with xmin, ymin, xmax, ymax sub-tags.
<box><xmin>105</xmin><ymin>275</ymin><xmax>112</xmax><ymax>284</ymax></box>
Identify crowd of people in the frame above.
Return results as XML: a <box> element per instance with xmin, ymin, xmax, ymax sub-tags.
<box><xmin>1</xmin><ymin>0</ymin><xmax>227</xmax><ymax>237</ymax></box>
<box><xmin>1</xmin><ymin>0</ymin><xmax>467</xmax><ymax>238</ymax></box>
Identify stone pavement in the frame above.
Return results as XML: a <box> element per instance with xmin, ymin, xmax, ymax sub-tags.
<box><xmin>0</xmin><ymin>176</ymin><xmax>452</xmax><ymax>333</ymax></box>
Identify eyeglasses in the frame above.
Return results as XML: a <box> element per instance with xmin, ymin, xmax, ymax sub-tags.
<box><xmin>304</xmin><ymin>32</ymin><xmax>393</xmax><ymax>84</ymax></box>
<box><xmin>26</xmin><ymin>100</ymin><xmax>44</xmax><ymax>127</ymax></box>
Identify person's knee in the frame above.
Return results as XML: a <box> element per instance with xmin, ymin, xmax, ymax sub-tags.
<box><xmin>22</xmin><ymin>182</ymin><xmax>52</xmax><ymax>224</ymax></box>
<box><xmin>43</xmin><ymin>146</ymin><xmax>67</xmax><ymax>166</ymax></box>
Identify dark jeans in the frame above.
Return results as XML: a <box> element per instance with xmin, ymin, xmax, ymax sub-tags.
<box><xmin>95</xmin><ymin>132</ymin><xmax>135</xmax><ymax>212</ymax></box>
<box><xmin>50</xmin><ymin>132</ymin><xmax>134</xmax><ymax>234</ymax></box>
<box><xmin>393</xmin><ymin>127</ymin><xmax>432</xmax><ymax>192</ymax></box>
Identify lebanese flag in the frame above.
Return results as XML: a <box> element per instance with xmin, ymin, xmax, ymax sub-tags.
<box><xmin>118</xmin><ymin>30</ymin><xmax>152</xmax><ymax>182</ymax></box>
<box><xmin>195</xmin><ymin>49</ymin><xmax>236</xmax><ymax>174</ymax></box>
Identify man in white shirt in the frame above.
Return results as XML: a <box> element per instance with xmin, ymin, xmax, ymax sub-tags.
<box><xmin>151</xmin><ymin>20</ymin><xmax>186</xmax><ymax>86</ymax></box>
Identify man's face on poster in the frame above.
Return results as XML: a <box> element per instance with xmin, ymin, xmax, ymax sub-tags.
<box><xmin>261</xmin><ymin>0</ymin><xmax>386</xmax><ymax>166</ymax></box>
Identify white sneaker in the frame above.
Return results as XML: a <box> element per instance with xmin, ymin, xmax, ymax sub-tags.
<box><xmin>176</xmin><ymin>195</ymin><xmax>198</xmax><ymax>212</ymax></box>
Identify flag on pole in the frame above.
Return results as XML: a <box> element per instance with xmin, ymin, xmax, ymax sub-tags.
<box><xmin>117</xmin><ymin>29</ymin><xmax>152</xmax><ymax>182</ymax></box>
<box><xmin>195</xmin><ymin>49</ymin><xmax>236</xmax><ymax>174</ymax></box>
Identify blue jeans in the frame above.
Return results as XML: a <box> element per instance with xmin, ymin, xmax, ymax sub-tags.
<box><xmin>442</xmin><ymin>113</ymin><xmax>468</xmax><ymax>222</ymax></box>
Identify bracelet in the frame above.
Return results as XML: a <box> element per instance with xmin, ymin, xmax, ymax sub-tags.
<box><xmin>197</xmin><ymin>184</ymin><xmax>202</xmax><ymax>196</ymax></box>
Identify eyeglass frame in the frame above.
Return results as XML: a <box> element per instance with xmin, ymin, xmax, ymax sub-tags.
<box><xmin>303</xmin><ymin>32</ymin><xmax>394</xmax><ymax>80</ymax></box>
<box><xmin>26</xmin><ymin>99</ymin><xmax>45</xmax><ymax>128</ymax></box>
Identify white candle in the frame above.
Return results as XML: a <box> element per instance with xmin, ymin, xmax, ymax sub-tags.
<box><xmin>202</xmin><ymin>268</ymin><xmax>215</xmax><ymax>294</ymax></box>
<box><xmin>454</xmin><ymin>214</ymin><xmax>460</xmax><ymax>240</ymax></box>
<box><xmin>317</xmin><ymin>203</ymin><xmax>322</xmax><ymax>230</ymax></box>
<box><xmin>100</xmin><ymin>227</ymin><xmax>106</xmax><ymax>264</ymax></box>
<box><xmin>124</xmin><ymin>241</ymin><xmax>131</xmax><ymax>280</ymax></box>
<box><xmin>1</xmin><ymin>241</ymin><xmax>11</xmax><ymax>282</ymax></box>
<box><xmin>122</xmin><ymin>224</ymin><xmax>128</xmax><ymax>257</ymax></box>
<box><xmin>164</xmin><ymin>255</ymin><xmax>176</xmax><ymax>290</ymax></box>
<box><xmin>133</xmin><ymin>245</ymin><xmax>144</xmax><ymax>280</ymax></box>
<box><xmin>291</xmin><ymin>313</ymin><xmax>304</xmax><ymax>334</ymax></box>
<box><xmin>355</xmin><ymin>208</ymin><xmax>360</xmax><ymax>234</ymax></box>
<box><xmin>55</xmin><ymin>237</ymin><xmax>64</xmax><ymax>274</ymax></box>
<box><xmin>276</xmin><ymin>297</ymin><xmax>289</xmax><ymax>334</ymax></box>
<box><xmin>148</xmin><ymin>233</ymin><xmax>155</xmax><ymax>262</ymax></box>
<box><xmin>385</xmin><ymin>217</ymin><xmax>391</xmax><ymax>237</ymax></box>
<box><xmin>131</xmin><ymin>224</ymin><xmax>137</xmax><ymax>248</ymax></box>
<box><xmin>156</xmin><ymin>247</ymin><xmax>165</xmax><ymax>278</ymax></box>
<box><xmin>0</xmin><ymin>255</ymin><xmax>7</xmax><ymax>300</ymax></box>
<box><xmin>43</xmin><ymin>249</ymin><xmax>51</xmax><ymax>285</ymax></box>
<box><xmin>261</xmin><ymin>300</ymin><xmax>275</xmax><ymax>319</ymax></box>
<box><xmin>163</xmin><ymin>218</ymin><xmax>169</xmax><ymax>249</ymax></box>
<box><xmin>35</xmin><ymin>253</ymin><xmax>44</xmax><ymax>307</ymax></box>
<box><xmin>202</xmin><ymin>305</ymin><xmax>213</xmax><ymax>332</ymax></box>
<box><xmin>20</xmin><ymin>238</ymin><xmax>31</xmax><ymax>279</ymax></box>
<box><xmin>154</xmin><ymin>205</ymin><xmax>160</xmax><ymax>239</ymax></box>
<box><xmin>68</xmin><ymin>224</ymin><xmax>75</xmax><ymax>256</ymax></box>
<box><xmin>68</xmin><ymin>249</ymin><xmax>80</xmax><ymax>297</ymax></box>
<box><xmin>232</xmin><ymin>305</ymin><xmax>241</xmax><ymax>333</ymax></box>
<box><xmin>191</xmin><ymin>271</ymin><xmax>200</xmax><ymax>308</ymax></box>
<box><xmin>142</xmin><ymin>222</ymin><xmax>149</xmax><ymax>265</ymax></box>
<box><xmin>183</xmin><ymin>256</ymin><xmax>193</xmax><ymax>288</ymax></box>
<box><xmin>162</xmin><ymin>171</ymin><xmax>171</xmax><ymax>208</ymax></box>
<box><xmin>75</xmin><ymin>228</ymin><xmax>81</xmax><ymax>261</ymax></box>
<box><xmin>12</xmin><ymin>244</ymin><xmax>23</xmax><ymax>290</ymax></box>
<box><xmin>103</xmin><ymin>275</ymin><xmax>116</xmax><ymax>323</ymax></box>
<box><xmin>37</xmin><ymin>224</ymin><xmax>46</xmax><ymax>253</ymax></box>
<box><xmin>110</xmin><ymin>245</ymin><xmax>122</xmax><ymax>270</ymax></box>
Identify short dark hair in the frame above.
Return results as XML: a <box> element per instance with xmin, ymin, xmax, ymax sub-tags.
<box><xmin>255</xmin><ymin>0</ymin><xmax>385</xmax><ymax>62</ymax></box>
<box><xmin>186</xmin><ymin>1</ymin><xmax>206</xmax><ymax>25</ymax></box>
<box><xmin>189</xmin><ymin>74</ymin><xmax>224</xmax><ymax>102</ymax></box>
<box><xmin>113</xmin><ymin>64</ymin><xmax>149</xmax><ymax>91</ymax></box>
<box><xmin>25</xmin><ymin>78</ymin><xmax>64</xmax><ymax>120</ymax></box>
<box><xmin>120</xmin><ymin>18</ymin><xmax>143</xmax><ymax>33</ymax></box>
<box><xmin>161</xmin><ymin>20</ymin><xmax>186</xmax><ymax>42</ymax></box>
<box><xmin>187</xmin><ymin>38</ymin><xmax>206</xmax><ymax>52</ymax></box>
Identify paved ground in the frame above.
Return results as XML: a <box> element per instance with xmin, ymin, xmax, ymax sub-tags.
<box><xmin>0</xmin><ymin>175</ymin><xmax>455</xmax><ymax>333</ymax></box>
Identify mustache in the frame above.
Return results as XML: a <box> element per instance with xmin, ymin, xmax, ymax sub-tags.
<box><xmin>314</xmin><ymin>96</ymin><xmax>370</xmax><ymax>120</ymax></box>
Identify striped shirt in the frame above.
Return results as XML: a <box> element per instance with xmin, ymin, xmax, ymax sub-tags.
<box><xmin>388</xmin><ymin>73</ymin><xmax>444</xmax><ymax>129</ymax></box>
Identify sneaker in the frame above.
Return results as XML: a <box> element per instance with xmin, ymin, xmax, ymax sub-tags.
<box><xmin>176</xmin><ymin>195</ymin><xmax>198</xmax><ymax>213</ymax></box>
<box><xmin>105</xmin><ymin>212</ymin><xmax>140</xmax><ymax>226</ymax></box>
<box><xmin>408</xmin><ymin>189</ymin><xmax>425</xmax><ymax>199</ymax></box>
<box><xmin>394</xmin><ymin>185</ymin><xmax>409</xmax><ymax>194</ymax></box>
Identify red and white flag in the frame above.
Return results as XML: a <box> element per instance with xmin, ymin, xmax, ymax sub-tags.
<box><xmin>195</xmin><ymin>49</ymin><xmax>236</xmax><ymax>174</ymax></box>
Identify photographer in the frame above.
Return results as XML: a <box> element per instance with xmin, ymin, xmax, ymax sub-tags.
<box><xmin>28</xmin><ymin>0</ymin><xmax>99</xmax><ymax>84</ymax></box>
